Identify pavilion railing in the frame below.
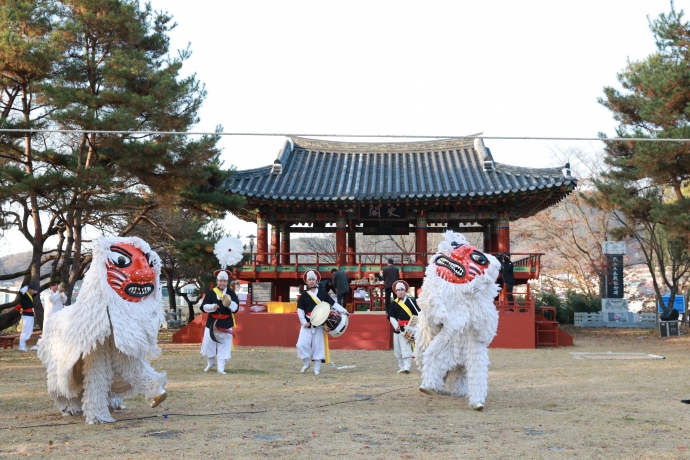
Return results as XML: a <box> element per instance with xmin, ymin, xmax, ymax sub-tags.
<box><xmin>241</xmin><ymin>251</ymin><xmax>543</xmax><ymax>280</ymax></box>
<box><xmin>246</xmin><ymin>251</ymin><xmax>428</xmax><ymax>271</ymax></box>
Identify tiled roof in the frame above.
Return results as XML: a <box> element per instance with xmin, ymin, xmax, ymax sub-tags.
<box><xmin>228</xmin><ymin>136</ymin><xmax>576</xmax><ymax>201</ymax></box>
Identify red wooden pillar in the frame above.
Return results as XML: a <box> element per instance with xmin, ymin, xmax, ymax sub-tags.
<box><xmin>256</xmin><ymin>213</ymin><xmax>268</xmax><ymax>264</ymax></box>
<box><xmin>347</xmin><ymin>228</ymin><xmax>356</xmax><ymax>265</ymax></box>
<box><xmin>336</xmin><ymin>214</ymin><xmax>347</xmax><ymax>265</ymax></box>
<box><xmin>415</xmin><ymin>213</ymin><xmax>427</xmax><ymax>264</ymax></box>
<box><xmin>280</xmin><ymin>223</ymin><xmax>290</xmax><ymax>265</ymax></box>
<box><xmin>270</xmin><ymin>223</ymin><xmax>280</xmax><ymax>264</ymax></box>
<box><xmin>497</xmin><ymin>215</ymin><xmax>510</xmax><ymax>253</ymax></box>
<box><xmin>483</xmin><ymin>225</ymin><xmax>492</xmax><ymax>253</ymax></box>
<box><xmin>490</xmin><ymin>220</ymin><xmax>499</xmax><ymax>254</ymax></box>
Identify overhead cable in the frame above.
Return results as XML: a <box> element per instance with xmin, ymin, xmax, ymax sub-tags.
<box><xmin>0</xmin><ymin>128</ymin><xmax>688</xmax><ymax>142</ymax></box>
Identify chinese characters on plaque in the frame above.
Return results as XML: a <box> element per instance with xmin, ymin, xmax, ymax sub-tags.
<box><xmin>359</xmin><ymin>203</ymin><xmax>407</xmax><ymax>220</ymax></box>
<box><xmin>606</xmin><ymin>254</ymin><xmax>623</xmax><ymax>299</ymax></box>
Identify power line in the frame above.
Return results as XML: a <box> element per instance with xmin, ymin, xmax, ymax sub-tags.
<box><xmin>0</xmin><ymin>128</ymin><xmax>689</xmax><ymax>142</ymax></box>
<box><xmin>0</xmin><ymin>386</ymin><xmax>412</xmax><ymax>430</ymax></box>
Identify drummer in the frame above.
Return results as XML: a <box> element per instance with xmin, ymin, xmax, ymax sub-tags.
<box><xmin>389</xmin><ymin>280</ymin><xmax>420</xmax><ymax>374</ymax></box>
<box><xmin>200</xmin><ymin>269</ymin><xmax>240</xmax><ymax>375</ymax></box>
<box><xmin>296</xmin><ymin>270</ymin><xmax>349</xmax><ymax>375</ymax></box>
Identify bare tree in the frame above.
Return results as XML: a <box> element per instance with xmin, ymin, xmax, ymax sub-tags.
<box><xmin>512</xmin><ymin>147</ymin><xmax>621</xmax><ymax>296</ymax></box>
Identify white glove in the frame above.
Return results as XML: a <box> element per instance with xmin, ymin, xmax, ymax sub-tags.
<box><xmin>332</xmin><ymin>302</ymin><xmax>348</xmax><ymax>315</ymax></box>
<box><xmin>202</xmin><ymin>303</ymin><xmax>218</xmax><ymax>312</ymax></box>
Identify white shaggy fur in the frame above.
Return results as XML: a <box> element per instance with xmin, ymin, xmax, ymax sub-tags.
<box><xmin>37</xmin><ymin>237</ymin><xmax>167</xmax><ymax>424</ymax></box>
<box><xmin>415</xmin><ymin>231</ymin><xmax>501</xmax><ymax>409</ymax></box>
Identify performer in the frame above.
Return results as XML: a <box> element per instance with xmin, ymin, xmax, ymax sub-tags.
<box><xmin>389</xmin><ymin>280</ymin><xmax>420</xmax><ymax>374</ymax></box>
<box><xmin>415</xmin><ymin>231</ymin><xmax>501</xmax><ymax>411</ymax></box>
<box><xmin>499</xmin><ymin>253</ymin><xmax>515</xmax><ymax>305</ymax></box>
<box><xmin>382</xmin><ymin>259</ymin><xmax>400</xmax><ymax>313</ymax></box>
<box><xmin>296</xmin><ymin>270</ymin><xmax>348</xmax><ymax>375</ymax></box>
<box><xmin>200</xmin><ymin>270</ymin><xmax>239</xmax><ymax>375</ymax></box>
<box><xmin>200</xmin><ymin>236</ymin><xmax>245</xmax><ymax>375</ymax></box>
<box><xmin>43</xmin><ymin>281</ymin><xmax>67</xmax><ymax>331</ymax></box>
<box><xmin>37</xmin><ymin>237</ymin><xmax>168</xmax><ymax>424</ymax></box>
<box><xmin>17</xmin><ymin>283</ymin><xmax>37</xmax><ymax>351</ymax></box>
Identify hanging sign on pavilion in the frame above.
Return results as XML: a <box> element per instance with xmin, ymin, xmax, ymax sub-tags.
<box><xmin>359</xmin><ymin>203</ymin><xmax>407</xmax><ymax>220</ymax></box>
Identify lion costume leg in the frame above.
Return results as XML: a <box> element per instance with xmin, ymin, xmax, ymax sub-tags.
<box><xmin>445</xmin><ymin>367</ymin><xmax>468</xmax><ymax>397</ymax></box>
<box><xmin>54</xmin><ymin>395</ymin><xmax>83</xmax><ymax>416</ymax></box>
<box><xmin>111</xmin><ymin>352</ymin><xmax>167</xmax><ymax>405</ymax></box>
<box><xmin>81</xmin><ymin>345</ymin><xmax>116</xmax><ymax>424</ymax></box>
<box><xmin>464</xmin><ymin>339</ymin><xmax>490</xmax><ymax>410</ymax></box>
<box><xmin>419</xmin><ymin>327</ymin><xmax>457</xmax><ymax>394</ymax></box>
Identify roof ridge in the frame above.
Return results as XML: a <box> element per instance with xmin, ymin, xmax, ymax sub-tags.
<box><xmin>288</xmin><ymin>135</ymin><xmax>480</xmax><ymax>153</ymax></box>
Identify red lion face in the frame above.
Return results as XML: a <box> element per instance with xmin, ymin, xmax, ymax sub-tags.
<box><xmin>434</xmin><ymin>243</ymin><xmax>489</xmax><ymax>285</ymax></box>
<box><xmin>106</xmin><ymin>244</ymin><xmax>156</xmax><ymax>302</ymax></box>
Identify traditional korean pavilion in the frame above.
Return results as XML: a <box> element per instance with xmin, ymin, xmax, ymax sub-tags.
<box><xmin>173</xmin><ymin>136</ymin><xmax>577</xmax><ymax>349</ymax></box>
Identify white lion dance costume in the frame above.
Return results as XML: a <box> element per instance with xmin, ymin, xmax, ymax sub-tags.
<box><xmin>38</xmin><ymin>237</ymin><xmax>167</xmax><ymax>424</ymax></box>
<box><xmin>415</xmin><ymin>231</ymin><xmax>500</xmax><ymax>411</ymax></box>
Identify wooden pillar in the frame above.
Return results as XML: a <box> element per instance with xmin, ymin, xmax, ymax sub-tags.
<box><xmin>336</xmin><ymin>214</ymin><xmax>347</xmax><ymax>265</ymax></box>
<box><xmin>490</xmin><ymin>220</ymin><xmax>499</xmax><ymax>254</ymax></box>
<box><xmin>497</xmin><ymin>215</ymin><xmax>510</xmax><ymax>253</ymax></box>
<box><xmin>280</xmin><ymin>223</ymin><xmax>290</xmax><ymax>265</ymax></box>
<box><xmin>256</xmin><ymin>213</ymin><xmax>268</xmax><ymax>264</ymax></box>
<box><xmin>270</xmin><ymin>224</ymin><xmax>280</xmax><ymax>264</ymax></box>
<box><xmin>483</xmin><ymin>225</ymin><xmax>492</xmax><ymax>253</ymax></box>
<box><xmin>347</xmin><ymin>228</ymin><xmax>356</xmax><ymax>265</ymax></box>
<box><xmin>415</xmin><ymin>213</ymin><xmax>427</xmax><ymax>264</ymax></box>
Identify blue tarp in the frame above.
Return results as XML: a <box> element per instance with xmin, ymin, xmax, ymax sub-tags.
<box><xmin>657</xmin><ymin>294</ymin><xmax>686</xmax><ymax>313</ymax></box>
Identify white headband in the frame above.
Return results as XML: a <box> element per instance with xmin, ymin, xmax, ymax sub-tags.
<box><xmin>217</xmin><ymin>271</ymin><xmax>229</xmax><ymax>281</ymax></box>
<box><xmin>306</xmin><ymin>271</ymin><xmax>318</xmax><ymax>281</ymax></box>
<box><xmin>395</xmin><ymin>282</ymin><xmax>406</xmax><ymax>291</ymax></box>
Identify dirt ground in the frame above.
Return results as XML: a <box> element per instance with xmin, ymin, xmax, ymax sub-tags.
<box><xmin>1</xmin><ymin>326</ymin><xmax>690</xmax><ymax>459</ymax></box>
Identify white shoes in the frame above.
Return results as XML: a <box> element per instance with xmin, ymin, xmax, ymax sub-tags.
<box><xmin>29</xmin><ymin>345</ymin><xmax>38</xmax><ymax>350</ymax></box>
<box><xmin>218</xmin><ymin>371</ymin><xmax>226</xmax><ymax>375</ymax></box>
<box><xmin>300</xmin><ymin>363</ymin><xmax>310</xmax><ymax>373</ymax></box>
<box><xmin>397</xmin><ymin>368</ymin><xmax>405</xmax><ymax>373</ymax></box>
<box><xmin>204</xmin><ymin>363</ymin><xmax>215</xmax><ymax>372</ymax></box>
<box><xmin>314</xmin><ymin>370</ymin><xmax>320</xmax><ymax>376</ymax></box>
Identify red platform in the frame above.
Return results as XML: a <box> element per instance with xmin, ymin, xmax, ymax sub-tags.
<box><xmin>172</xmin><ymin>303</ymin><xmax>572</xmax><ymax>349</ymax></box>
<box><xmin>173</xmin><ymin>309</ymin><xmax>393</xmax><ymax>350</ymax></box>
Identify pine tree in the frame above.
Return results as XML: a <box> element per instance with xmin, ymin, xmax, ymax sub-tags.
<box><xmin>592</xmin><ymin>3</ymin><xmax>690</xmax><ymax>311</ymax></box>
<box><xmin>0</xmin><ymin>0</ymin><xmax>63</xmax><ymax>325</ymax></box>
<box><xmin>0</xmin><ymin>0</ymin><xmax>244</xmax><ymax>329</ymax></box>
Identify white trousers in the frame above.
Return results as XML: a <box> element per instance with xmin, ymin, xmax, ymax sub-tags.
<box><xmin>19</xmin><ymin>316</ymin><xmax>34</xmax><ymax>350</ymax></box>
<box><xmin>393</xmin><ymin>332</ymin><xmax>412</xmax><ymax>370</ymax></box>
<box><xmin>200</xmin><ymin>327</ymin><xmax>232</xmax><ymax>361</ymax></box>
<box><xmin>43</xmin><ymin>304</ymin><xmax>63</xmax><ymax>332</ymax></box>
<box><xmin>296</xmin><ymin>325</ymin><xmax>325</xmax><ymax>361</ymax></box>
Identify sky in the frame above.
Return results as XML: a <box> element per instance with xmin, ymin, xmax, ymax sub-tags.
<box><xmin>0</xmin><ymin>0</ymin><xmax>680</xmax><ymax>256</ymax></box>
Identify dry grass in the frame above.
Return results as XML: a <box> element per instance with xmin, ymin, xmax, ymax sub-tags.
<box><xmin>1</xmin><ymin>326</ymin><xmax>690</xmax><ymax>459</ymax></box>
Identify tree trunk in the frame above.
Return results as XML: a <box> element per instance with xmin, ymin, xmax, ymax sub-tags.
<box><xmin>165</xmin><ymin>271</ymin><xmax>176</xmax><ymax>311</ymax></box>
<box><xmin>0</xmin><ymin>308</ymin><xmax>21</xmax><ymax>332</ymax></box>
<box><xmin>178</xmin><ymin>291</ymin><xmax>199</xmax><ymax>323</ymax></box>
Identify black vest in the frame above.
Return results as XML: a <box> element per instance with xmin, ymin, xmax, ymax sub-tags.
<box><xmin>201</xmin><ymin>288</ymin><xmax>239</xmax><ymax>329</ymax></box>
<box><xmin>297</xmin><ymin>288</ymin><xmax>334</xmax><ymax>319</ymax></box>
<box><xmin>389</xmin><ymin>297</ymin><xmax>419</xmax><ymax>321</ymax></box>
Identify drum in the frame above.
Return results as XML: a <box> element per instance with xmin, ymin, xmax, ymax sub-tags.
<box><xmin>323</xmin><ymin>310</ymin><xmax>349</xmax><ymax>338</ymax></box>
<box><xmin>402</xmin><ymin>315</ymin><xmax>418</xmax><ymax>342</ymax></box>
<box><xmin>309</xmin><ymin>302</ymin><xmax>349</xmax><ymax>338</ymax></box>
